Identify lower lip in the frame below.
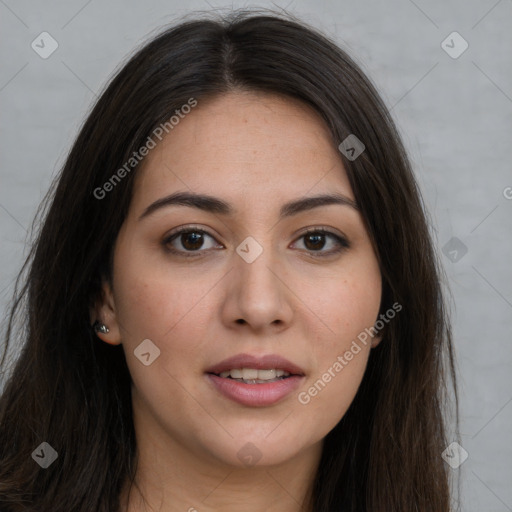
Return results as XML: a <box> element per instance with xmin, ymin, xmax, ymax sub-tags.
<box><xmin>206</xmin><ymin>374</ymin><xmax>304</xmax><ymax>407</ymax></box>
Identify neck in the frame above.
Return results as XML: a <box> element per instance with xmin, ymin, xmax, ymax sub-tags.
<box><xmin>120</xmin><ymin>397</ymin><xmax>322</xmax><ymax>512</ymax></box>
<box><xmin>121</xmin><ymin>458</ymin><xmax>319</xmax><ymax>512</ymax></box>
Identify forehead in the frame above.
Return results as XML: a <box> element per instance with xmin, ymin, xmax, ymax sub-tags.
<box><xmin>131</xmin><ymin>91</ymin><xmax>354</xmax><ymax>213</ymax></box>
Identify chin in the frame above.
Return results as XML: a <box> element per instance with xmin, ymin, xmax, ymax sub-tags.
<box><xmin>199</xmin><ymin>429</ymin><xmax>312</xmax><ymax>469</ymax></box>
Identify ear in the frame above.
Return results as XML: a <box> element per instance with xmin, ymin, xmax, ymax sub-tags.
<box><xmin>89</xmin><ymin>278</ymin><xmax>122</xmax><ymax>346</ymax></box>
<box><xmin>370</xmin><ymin>333</ymin><xmax>383</xmax><ymax>349</ymax></box>
<box><xmin>370</xmin><ymin>313</ymin><xmax>386</xmax><ymax>349</ymax></box>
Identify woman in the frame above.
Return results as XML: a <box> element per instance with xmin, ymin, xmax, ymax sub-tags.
<box><xmin>0</xmin><ymin>9</ymin><xmax>458</xmax><ymax>512</ymax></box>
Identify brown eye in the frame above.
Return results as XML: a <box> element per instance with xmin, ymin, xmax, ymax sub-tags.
<box><xmin>179</xmin><ymin>231</ymin><xmax>205</xmax><ymax>251</ymax></box>
<box><xmin>293</xmin><ymin>229</ymin><xmax>350</xmax><ymax>257</ymax></box>
<box><xmin>162</xmin><ymin>227</ymin><xmax>222</xmax><ymax>256</ymax></box>
<box><xmin>303</xmin><ymin>233</ymin><xmax>327</xmax><ymax>251</ymax></box>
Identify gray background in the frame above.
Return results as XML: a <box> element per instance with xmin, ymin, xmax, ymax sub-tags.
<box><xmin>1</xmin><ymin>0</ymin><xmax>511</xmax><ymax>510</ymax></box>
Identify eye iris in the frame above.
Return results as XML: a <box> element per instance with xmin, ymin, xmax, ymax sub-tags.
<box><xmin>181</xmin><ymin>232</ymin><xmax>203</xmax><ymax>250</ymax></box>
<box><xmin>304</xmin><ymin>233</ymin><xmax>325</xmax><ymax>250</ymax></box>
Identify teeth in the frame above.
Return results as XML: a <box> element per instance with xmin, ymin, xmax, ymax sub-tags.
<box><xmin>218</xmin><ymin>368</ymin><xmax>291</xmax><ymax>380</ymax></box>
<box><xmin>254</xmin><ymin>369</ymin><xmax>276</xmax><ymax>380</ymax></box>
<box><xmin>242</xmin><ymin>368</ymin><xmax>258</xmax><ymax>380</ymax></box>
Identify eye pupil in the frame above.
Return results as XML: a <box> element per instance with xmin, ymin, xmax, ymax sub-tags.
<box><xmin>304</xmin><ymin>233</ymin><xmax>325</xmax><ymax>250</ymax></box>
<box><xmin>182</xmin><ymin>232</ymin><xmax>203</xmax><ymax>250</ymax></box>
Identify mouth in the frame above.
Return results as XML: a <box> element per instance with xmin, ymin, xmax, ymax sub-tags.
<box><xmin>213</xmin><ymin>368</ymin><xmax>294</xmax><ymax>384</ymax></box>
<box><xmin>205</xmin><ymin>353</ymin><xmax>305</xmax><ymax>407</ymax></box>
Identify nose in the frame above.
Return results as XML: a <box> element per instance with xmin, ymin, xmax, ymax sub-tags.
<box><xmin>220</xmin><ymin>242</ymin><xmax>294</xmax><ymax>333</ymax></box>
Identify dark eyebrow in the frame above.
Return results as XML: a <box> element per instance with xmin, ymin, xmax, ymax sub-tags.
<box><xmin>138</xmin><ymin>191</ymin><xmax>358</xmax><ymax>221</ymax></box>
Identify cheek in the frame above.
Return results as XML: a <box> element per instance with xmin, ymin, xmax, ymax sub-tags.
<box><xmin>296</xmin><ymin>353</ymin><xmax>369</xmax><ymax>446</ymax></box>
<box><xmin>111</xmin><ymin>263</ymin><xmax>218</xmax><ymax>424</ymax></box>
<box><xmin>306</xmin><ymin>262</ymin><xmax>381</xmax><ymax>349</ymax></box>
<box><xmin>295</xmin><ymin>312</ymin><xmax>375</xmax><ymax>443</ymax></box>
<box><xmin>111</xmin><ymin>228</ymin><xmax>211</xmax><ymax>341</ymax></box>
<box><xmin>111</xmin><ymin>245</ymin><xmax>223</xmax><ymax>396</ymax></box>
<box><xmin>114</xmin><ymin>266</ymin><xmax>216</xmax><ymax>351</ymax></box>
<box><xmin>295</xmin><ymin>261</ymin><xmax>380</xmax><ymax>433</ymax></box>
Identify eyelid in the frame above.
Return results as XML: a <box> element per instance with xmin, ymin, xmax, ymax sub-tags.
<box><xmin>164</xmin><ymin>224</ymin><xmax>218</xmax><ymax>240</ymax></box>
<box><xmin>297</xmin><ymin>225</ymin><xmax>349</xmax><ymax>241</ymax></box>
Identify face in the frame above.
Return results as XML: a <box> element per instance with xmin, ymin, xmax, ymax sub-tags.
<box><xmin>95</xmin><ymin>91</ymin><xmax>382</xmax><ymax>469</ymax></box>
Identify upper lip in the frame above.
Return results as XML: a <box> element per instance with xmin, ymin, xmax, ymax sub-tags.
<box><xmin>206</xmin><ymin>353</ymin><xmax>305</xmax><ymax>376</ymax></box>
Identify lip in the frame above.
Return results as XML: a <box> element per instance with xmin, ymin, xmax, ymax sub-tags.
<box><xmin>205</xmin><ymin>353</ymin><xmax>306</xmax><ymax>407</ymax></box>
<box><xmin>205</xmin><ymin>353</ymin><xmax>305</xmax><ymax>376</ymax></box>
<box><xmin>206</xmin><ymin>374</ymin><xmax>304</xmax><ymax>407</ymax></box>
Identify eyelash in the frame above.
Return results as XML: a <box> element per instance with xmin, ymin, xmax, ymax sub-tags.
<box><xmin>162</xmin><ymin>225</ymin><xmax>350</xmax><ymax>259</ymax></box>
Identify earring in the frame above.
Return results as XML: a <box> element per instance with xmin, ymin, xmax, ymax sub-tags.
<box><xmin>93</xmin><ymin>321</ymin><xmax>110</xmax><ymax>334</ymax></box>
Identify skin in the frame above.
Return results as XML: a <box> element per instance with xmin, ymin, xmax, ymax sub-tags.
<box><xmin>93</xmin><ymin>91</ymin><xmax>382</xmax><ymax>512</ymax></box>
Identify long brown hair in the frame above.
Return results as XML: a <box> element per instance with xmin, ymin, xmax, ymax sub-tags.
<box><xmin>0</xmin><ymin>9</ymin><xmax>458</xmax><ymax>511</ymax></box>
